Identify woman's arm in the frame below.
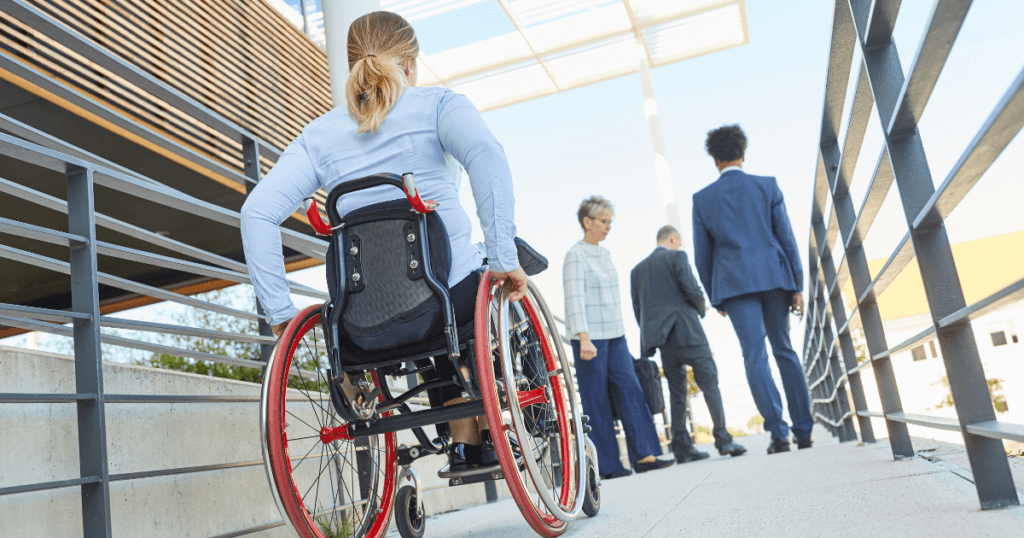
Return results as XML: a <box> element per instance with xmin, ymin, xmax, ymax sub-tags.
<box><xmin>240</xmin><ymin>134</ymin><xmax>321</xmax><ymax>331</ymax></box>
<box><xmin>437</xmin><ymin>92</ymin><xmax>519</xmax><ymax>274</ymax></box>
<box><xmin>562</xmin><ymin>249</ymin><xmax>589</xmax><ymax>336</ymax></box>
<box><xmin>562</xmin><ymin>249</ymin><xmax>597</xmax><ymax>360</ymax></box>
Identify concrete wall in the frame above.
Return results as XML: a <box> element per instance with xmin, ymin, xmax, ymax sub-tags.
<box><xmin>0</xmin><ymin>346</ymin><xmax>506</xmax><ymax>538</ymax></box>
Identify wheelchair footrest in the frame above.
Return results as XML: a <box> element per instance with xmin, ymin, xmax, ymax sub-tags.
<box><xmin>439</xmin><ymin>457</ymin><xmax>526</xmax><ymax>486</ymax></box>
<box><xmin>438</xmin><ymin>463</ymin><xmax>502</xmax><ymax>480</ymax></box>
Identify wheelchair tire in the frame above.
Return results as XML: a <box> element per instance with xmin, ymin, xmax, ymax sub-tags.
<box><xmin>582</xmin><ymin>456</ymin><xmax>601</xmax><ymax>518</ymax></box>
<box><xmin>395</xmin><ymin>486</ymin><xmax>426</xmax><ymax>538</ymax></box>
<box><xmin>261</xmin><ymin>304</ymin><xmax>398</xmax><ymax>538</ymax></box>
<box><xmin>476</xmin><ymin>273</ymin><xmax>585</xmax><ymax>537</ymax></box>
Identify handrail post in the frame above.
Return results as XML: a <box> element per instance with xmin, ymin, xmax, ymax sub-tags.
<box><xmin>243</xmin><ymin>138</ymin><xmax>276</xmax><ymax>362</ymax></box>
<box><xmin>67</xmin><ymin>165</ymin><xmax>112</xmax><ymax>537</ymax></box>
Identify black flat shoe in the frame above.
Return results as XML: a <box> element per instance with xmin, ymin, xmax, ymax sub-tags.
<box><xmin>767</xmin><ymin>437</ymin><xmax>791</xmax><ymax>455</ymax></box>
<box><xmin>717</xmin><ymin>442</ymin><xmax>747</xmax><ymax>457</ymax></box>
<box><xmin>633</xmin><ymin>456</ymin><xmax>675</xmax><ymax>473</ymax></box>
<box><xmin>447</xmin><ymin>442</ymin><xmax>480</xmax><ymax>472</ymax></box>
<box><xmin>601</xmin><ymin>468</ymin><xmax>632</xmax><ymax>480</ymax></box>
<box><xmin>795</xmin><ymin>435</ymin><xmax>814</xmax><ymax>449</ymax></box>
<box><xmin>676</xmin><ymin>448</ymin><xmax>710</xmax><ymax>463</ymax></box>
<box><xmin>479</xmin><ymin>430</ymin><xmax>520</xmax><ymax>466</ymax></box>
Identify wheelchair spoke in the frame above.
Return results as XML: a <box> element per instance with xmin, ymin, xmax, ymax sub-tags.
<box><xmin>286</xmin><ymin>410</ymin><xmax>320</xmax><ymax>434</ymax></box>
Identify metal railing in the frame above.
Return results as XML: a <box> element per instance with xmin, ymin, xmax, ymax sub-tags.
<box><xmin>0</xmin><ymin>123</ymin><xmax>331</xmax><ymax>537</ymax></box>
<box><xmin>0</xmin><ymin>4</ymin><xmax>336</xmax><ymax>535</ymax></box>
<box><xmin>803</xmin><ymin>0</ymin><xmax>1023</xmax><ymax>511</ymax></box>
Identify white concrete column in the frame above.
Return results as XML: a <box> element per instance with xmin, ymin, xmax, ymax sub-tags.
<box><xmin>636</xmin><ymin>39</ymin><xmax>688</xmax><ymax>249</ymax></box>
<box><xmin>321</xmin><ymin>0</ymin><xmax>381</xmax><ymax>108</ymax></box>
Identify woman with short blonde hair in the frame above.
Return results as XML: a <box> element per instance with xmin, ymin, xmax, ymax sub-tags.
<box><xmin>563</xmin><ymin>196</ymin><xmax>674</xmax><ymax>479</ymax></box>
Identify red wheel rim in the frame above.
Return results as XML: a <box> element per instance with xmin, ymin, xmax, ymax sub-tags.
<box><xmin>475</xmin><ymin>274</ymin><xmax>568</xmax><ymax>537</ymax></box>
<box><xmin>264</xmin><ymin>304</ymin><xmax>398</xmax><ymax>538</ymax></box>
<box><xmin>521</xmin><ymin>296</ymin><xmax>578</xmax><ymax>511</ymax></box>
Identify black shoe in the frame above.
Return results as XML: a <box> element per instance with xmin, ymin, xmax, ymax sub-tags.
<box><xmin>767</xmin><ymin>437</ymin><xmax>791</xmax><ymax>455</ymax></box>
<box><xmin>795</xmin><ymin>435</ymin><xmax>814</xmax><ymax>449</ymax></box>
<box><xmin>717</xmin><ymin>442</ymin><xmax>747</xmax><ymax>457</ymax></box>
<box><xmin>479</xmin><ymin>431</ymin><xmax>498</xmax><ymax>466</ymax></box>
<box><xmin>601</xmin><ymin>468</ymin><xmax>632</xmax><ymax>480</ymax></box>
<box><xmin>479</xmin><ymin>430</ymin><xmax>521</xmax><ymax>467</ymax></box>
<box><xmin>447</xmin><ymin>442</ymin><xmax>480</xmax><ymax>472</ymax></box>
<box><xmin>676</xmin><ymin>448</ymin><xmax>711</xmax><ymax>463</ymax></box>
<box><xmin>633</xmin><ymin>456</ymin><xmax>675</xmax><ymax>473</ymax></box>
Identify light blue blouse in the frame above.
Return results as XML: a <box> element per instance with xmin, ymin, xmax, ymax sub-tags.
<box><xmin>241</xmin><ymin>87</ymin><xmax>519</xmax><ymax>325</ymax></box>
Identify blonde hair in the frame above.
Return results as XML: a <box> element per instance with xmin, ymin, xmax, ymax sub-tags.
<box><xmin>576</xmin><ymin>196</ymin><xmax>614</xmax><ymax>230</ymax></box>
<box><xmin>345</xmin><ymin>11</ymin><xmax>419</xmax><ymax>134</ymax></box>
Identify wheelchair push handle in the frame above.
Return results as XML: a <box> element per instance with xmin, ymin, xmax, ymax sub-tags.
<box><xmin>305</xmin><ymin>173</ymin><xmax>439</xmax><ymax>236</ymax></box>
<box><xmin>401</xmin><ymin>172</ymin><xmax>439</xmax><ymax>214</ymax></box>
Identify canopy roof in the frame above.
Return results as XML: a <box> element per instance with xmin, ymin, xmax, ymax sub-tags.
<box><xmin>292</xmin><ymin>0</ymin><xmax>748</xmax><ymax>112</ymax></box>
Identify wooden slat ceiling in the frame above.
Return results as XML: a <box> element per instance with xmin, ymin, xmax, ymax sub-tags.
<box><xmin>0</xmin><ymin>0</ymin><xmax>332</xmax><ymax>176</ymax></box>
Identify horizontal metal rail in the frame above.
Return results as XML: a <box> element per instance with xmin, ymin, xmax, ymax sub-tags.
<box><xmin>0</xmin><ymin>476</ymin><xmax>102</xmax><ymax>497</ymax></box>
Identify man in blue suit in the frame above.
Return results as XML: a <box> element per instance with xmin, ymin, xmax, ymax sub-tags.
<box><xmin>692</xmin><ymin>124</ymin><xmax>813</xmax><ymax>454</ymax></box>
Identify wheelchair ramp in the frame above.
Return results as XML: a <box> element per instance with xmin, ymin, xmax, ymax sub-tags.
<box><xmin>411</xmin><ymin>432</ymin><xmax>1024</xmax><ymax>538</ymax></box>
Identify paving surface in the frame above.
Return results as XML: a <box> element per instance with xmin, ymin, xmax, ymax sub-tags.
<box><xmin>396</xmin><ymin>432</ymin><xmax>1024</xmax><ymax>538</ymax></box>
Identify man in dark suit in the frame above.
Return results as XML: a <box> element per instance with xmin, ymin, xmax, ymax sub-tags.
<box><xmin>692</xmin><ymin>124</ymin><xmax>813</xmax><ymax>455</ymax></box>
<box><xmin>631</xmin><ymin>226</ymin><xmax>747</xmax><ymax>462</ymax></box>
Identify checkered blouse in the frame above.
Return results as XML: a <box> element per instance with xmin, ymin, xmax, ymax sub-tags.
<box><xmin>562</xmin><ymin>241</ymin><xmax>626</xmax><ymax>341</ymax></box>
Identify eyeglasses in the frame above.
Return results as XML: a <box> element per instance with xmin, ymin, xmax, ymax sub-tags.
<box><xmin>589</xmin><ymin>218</ymin><xmax>614</xmax><ymax>228</ymax></box>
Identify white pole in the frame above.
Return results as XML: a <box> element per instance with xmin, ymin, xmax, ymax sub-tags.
<box><xmin>321</xmin><ymin>0</ymin><xmax>381</xmax><ymax>108</ymax></box>
<box><xmin>636</xmin><ymin>38</ymin><xmax>688</xmax><ymax>250</ymax></box>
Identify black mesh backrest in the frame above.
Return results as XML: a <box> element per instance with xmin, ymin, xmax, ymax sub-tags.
<box><xmin>325</xmin><ymin>199</ymin><xmax>451</xmax><ymax>351</ymax></box>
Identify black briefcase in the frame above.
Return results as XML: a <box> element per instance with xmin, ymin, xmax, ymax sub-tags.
<box><xmin>609</xmin><ymin>355</ymin><xmax>666</xmax><ymax>418</ymax></box>
<box><xmin>633</xmin><ymin>356</ymin><xmax>666</xmax><ymax>415</ymax></box>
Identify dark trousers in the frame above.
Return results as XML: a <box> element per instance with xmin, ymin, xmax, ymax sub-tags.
<box><xmin>722</xmin><ymin>288</ymin><xmax>813</xmax><ymax>442</ymax></box>
<box><xmin>572</xmin><ymin>336</ymin><xmax>663</xmax><ymax>475</ymax></box>
<box><xmin>659</xmin><ymin>334</ymin><xmax>732</xmax><ymax>455</ymax></box>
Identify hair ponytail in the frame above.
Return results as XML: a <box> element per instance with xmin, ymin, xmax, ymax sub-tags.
<box><xmin>345</xmin><ymin>11</ymin><xmax>419</xmax><ymax>134</ymax></box>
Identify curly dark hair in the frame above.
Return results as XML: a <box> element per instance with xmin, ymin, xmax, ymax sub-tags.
<box><xmin>704</xmin><ymin>124</ymin><xmax>747</xmax><ymax>163</ymax></box>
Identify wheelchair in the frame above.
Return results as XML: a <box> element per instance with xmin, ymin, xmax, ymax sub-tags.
<box><xmin>260</xmin><ymin>173</ymin><xmax>601</xmax><ymax>538</ymax></box>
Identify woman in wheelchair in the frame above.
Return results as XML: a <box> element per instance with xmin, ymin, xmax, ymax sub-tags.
<box><xmin>247</xmin><ymin>12</ymin><xmax>599</xmax><ymax>538</ymax></box>
<box><xmin>241</xmin><ymin>11</ymin><xmax>528</xmax><ymax>475</ymax></box>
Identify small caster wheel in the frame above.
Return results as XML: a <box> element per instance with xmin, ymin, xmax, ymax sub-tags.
<box><xmin>582</xmin><ymin>455</ymin><xmax>601</xmax><ymax>517</ymax></box>
<box><xmin>396</xmin><ymin>485</ymin><xmax>426</xmax><ymax>538</ymax></box>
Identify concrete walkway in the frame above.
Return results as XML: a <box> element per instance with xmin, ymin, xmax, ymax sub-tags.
<box><xmin>399</xmin><ymin>432</ymin><xmax>1024</xmax><ymax>538</ymax></box>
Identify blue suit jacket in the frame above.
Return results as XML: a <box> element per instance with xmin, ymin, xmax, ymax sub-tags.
<box><xmin>692</xmin><ymin>169</ymin><xmax>803</xmax><ymax>309</ymax></box>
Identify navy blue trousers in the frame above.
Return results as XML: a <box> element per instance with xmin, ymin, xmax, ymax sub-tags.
<box><xmin>722</xmin><ymin>288</ymin><xmax>813</xmax><ymax>442</ymax></box>
<box><xmin>572</xmin><ymin>336</ymin><xmax>663</xmax><ymax>474</ymax></box>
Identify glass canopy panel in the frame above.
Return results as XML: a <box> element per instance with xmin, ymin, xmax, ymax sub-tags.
<box><xmin>507</xmin><ymin>0</ymin><xmax>618</xmax><ymax>27</ymax></box>
<box><xmin>425</xmin><ymin>31</ymin><xmax>533</xmax><ymax>80</ymax></box>
<box><xmin>522</xmin><ymin>3</ymin><xmax>632</xmax><ymax>54</ymax></box>
<box><xmin>448</xmin><ymin>60</ymin><xmax>556</xmax><ymax>110</ymax></box>
<box><xmin>383</xmin><ymin>0</ymin><xmax>492</xmax><ymax>23</ymax></box>
<box><xmin>629</xmin><ymin>0</ymin><xmax>734</xmax><ymax>25</ymax></box>
<box><xmin>644</xmin><ymin>4</ymin><xmax>745</xmax><ymax>65</ymax></box>
<box><xmin>543</xmin><ymin>33</ymin><xmax>636</xmax><ymax>89</ymax></box>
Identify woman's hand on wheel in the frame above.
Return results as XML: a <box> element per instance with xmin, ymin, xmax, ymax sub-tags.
<box><xmin>491</xmin><ymin>266</ymin><xmax>529</xmax><ymax>302</ymax></box>
<box><xmin>272</xmin><ymin>318</ymin><xmax>292</xmax><ymax>338</ymax></box>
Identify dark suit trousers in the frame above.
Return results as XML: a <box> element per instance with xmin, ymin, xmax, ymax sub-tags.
<box><xmin>722</xmin><ymin>288</ymin><xmax>813</xmax><ymax>442</ymax></box>
<box><xmin>659</xmin><ymin>330</ymin><xmax>732</xmax><ymax>455</ymax></box>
